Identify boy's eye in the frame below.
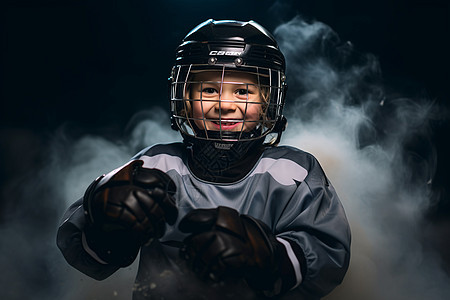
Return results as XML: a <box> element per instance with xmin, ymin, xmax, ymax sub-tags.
<box><xmin>202</xmin><ymin>87</ymin><xmax>217</xmax><ymax>94</ymax></box>
<box><xmin>236</xmin><ymin>89</ymin><xmax>249</xmax><ymax>96</ymax></box>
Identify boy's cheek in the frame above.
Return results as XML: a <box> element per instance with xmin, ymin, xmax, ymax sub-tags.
<box><xmin>193</xmin><ymin>119</ymin><xmax>205</xmax><ymax>129</ymax></box>
<box><xmin>244</xmin><ymin>108</ymin><xmax>262</xmax><ymax>121</ymax></box>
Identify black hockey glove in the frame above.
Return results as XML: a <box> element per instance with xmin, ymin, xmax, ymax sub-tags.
<box><xmin>179</xmin><ymin>206</ymin><xmax>282</xmax><ymax>293</ymax></box>
<box><xmin>83</xmin><ymin>160</ymin><xmax>177</xmax><ymax>267</ymax></box>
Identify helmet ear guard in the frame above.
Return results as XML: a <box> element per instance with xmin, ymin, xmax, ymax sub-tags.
<box><xmin>268</xmin><ymin>115</ymin><xmax>287</xmax><ymax>146</ymax></box>
<box><xmin>169</xmin><ymin>19</ymin><xmax>288</xmax><ymax>146</ymax></box>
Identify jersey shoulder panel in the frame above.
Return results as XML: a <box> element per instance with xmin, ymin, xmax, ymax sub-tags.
<box><xmin>263</xmin><ymin>145</ymin><xmax>317</xmax><ymax>169</ymax></box>
<box><xmin>134</xmin><ymin>142</ymin><xmax>189</xmax><ymax>176</ymax></box>
<box><xmin>262</xmin><ymin>145</ymin><xmax>328</xmax><ymax>187</ymax></box>
<box><xmin>133</xmin><ymin>142</ymin><xmax>186</xmax><ymax>159</ymax></box>
<box><xmin>247</xmin><ymin>146</ymin><xmax>313</xmax><ymax>186</ymax></box>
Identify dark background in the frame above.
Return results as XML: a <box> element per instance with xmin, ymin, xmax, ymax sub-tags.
<box><xmin>0</xmin><ymin>0</ymin><xmax>449</xmax><ymax>297</ymax></box>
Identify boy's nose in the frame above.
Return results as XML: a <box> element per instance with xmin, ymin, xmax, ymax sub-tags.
<box><xmin>215</xmin><ymin>99</ymin><xmax>237</xmax><ymax>113</ymax></box>
<box><xmin>215</xmin><ymin>89</ymin><xmax>237</xmax><ymax>112</ymax></box>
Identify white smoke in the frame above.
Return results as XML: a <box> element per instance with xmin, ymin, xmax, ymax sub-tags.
<box><xmin>1</xmin><ymin>15</ymin><xmax>448</xmax><ymax>300</ymax></box>
<box><xmin>275</xmin><ymin>16</ymin><xmax>448</xmax><ymax>300</ymax></box>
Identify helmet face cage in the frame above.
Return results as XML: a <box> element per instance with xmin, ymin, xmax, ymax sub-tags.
<box><xmin>170</xmin><ymin>64</ymin><xmax>286</xmax><ymax>142</ymax></box>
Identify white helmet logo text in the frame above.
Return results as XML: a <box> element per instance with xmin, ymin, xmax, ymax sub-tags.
<box><xmin>209</xmin><ymin>50</ymin><xmax>242</xmax><ymax>56</ymax></box>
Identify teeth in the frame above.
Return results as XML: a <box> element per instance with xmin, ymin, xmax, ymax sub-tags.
<box><xmin>213</xmin><ymin>121</ymin><xmax>236</xmax><ymax>125</ymax></box>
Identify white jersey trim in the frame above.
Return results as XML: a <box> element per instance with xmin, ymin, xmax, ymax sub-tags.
<box><xmin>140</xmin><ymin>154</ymin><xmax>190</xmax><ymax>175</ymax></box>
<box><xmin>250</xmin><ymin>157</ymin><xmax>308</xmax><ymax>186</ymax></box>
<box><xmin>140</xmin><ymin>154</ymin><xmax>308</xmax><ymax>186</ymax></box>
<box><xmin>277</xmin><ymin>237</ymin><xmax>303</xmax><ymax>289</ymax></box>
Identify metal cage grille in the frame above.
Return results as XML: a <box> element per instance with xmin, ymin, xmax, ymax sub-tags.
<box><xmin>170</xmin><ymin>64</ymin><xmax>286</xmax><ymax>142</ymax></box>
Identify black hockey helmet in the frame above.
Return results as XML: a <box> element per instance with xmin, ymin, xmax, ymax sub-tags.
<box><xmin>169</xmin><ymin>19</ymin><xmax>287</xmax><ymax>145</ymax></box>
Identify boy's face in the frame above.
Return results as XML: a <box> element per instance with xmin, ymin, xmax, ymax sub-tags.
<box><xmin>188</xmin><ymin>71</ymin><xmax>263</xmax><ymax>133</ymax></box>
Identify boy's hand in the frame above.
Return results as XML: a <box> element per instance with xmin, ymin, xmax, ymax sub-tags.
<box><xmin>179</xmin><ymin>206</ymin><xmax>280</xmax><ymax>292</ymax></box>
<box><xmin>83</xmin><ymin>160</ymin><xmax>177</xmax><ymax>266</ymax></box>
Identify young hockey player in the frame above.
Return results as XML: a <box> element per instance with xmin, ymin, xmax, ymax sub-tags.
<box><xmin>57</xmin><ymin>19</ymin><xmax>351</xmax><ymax>299</ymax></box>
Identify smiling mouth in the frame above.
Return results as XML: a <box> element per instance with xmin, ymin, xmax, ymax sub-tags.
<box><xmin>212</xmin><ymin>121</ymin><xmax>238</xmax><ymax>126</ymax></box>
<box><xmin>210</xmin><ymin>120</ymin><xmax>242</xmax><ymax>129</ymax></box>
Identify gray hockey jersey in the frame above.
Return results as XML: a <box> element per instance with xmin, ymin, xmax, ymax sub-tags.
<box><xmin>57</xmin><ymin>142</ymin><xmax>351</xmax><ymax>299</ymax></box>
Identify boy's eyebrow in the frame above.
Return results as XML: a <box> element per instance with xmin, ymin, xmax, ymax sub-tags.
<box><xmin>195</xmin><ymin>80</ymin><xmax>258</xmax><ymax>85</ymax></box>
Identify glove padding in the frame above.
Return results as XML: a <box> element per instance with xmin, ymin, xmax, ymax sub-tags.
<box><xmin>179</xmin><ymin>206</ymin><xmax>281</xmax><ymax>292</ymax></box>
<box><xmin>83</xmin><ymin>159</ymin><xmax>177</xmax><ymax>266</ymax></box>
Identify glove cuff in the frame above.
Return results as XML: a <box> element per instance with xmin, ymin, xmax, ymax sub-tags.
<box><xmin>241</xmin><ymin>216</ymin><xmax>306</xmax><ymax>296</ymax></box>
<box><xmin>241</xmin><ymin>215</ymin><xmax>282</xmax><ymax>292</ymax></box>
<box><xmin>82</xmin><ymin>174</ymin><xmax>105</xmax><ymax>225</ymax></box>
<box><xmin>83</xmin><ymin>221</ymin><xmax>142</xmax><ymax>267</ymax></box>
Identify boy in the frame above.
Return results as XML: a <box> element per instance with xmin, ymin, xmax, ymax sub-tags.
<box><xmin>57</xmin><ymin>19</ymin><xmax>351</xmax><ymax>299</ymax></box>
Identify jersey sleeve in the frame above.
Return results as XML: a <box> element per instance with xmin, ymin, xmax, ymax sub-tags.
<box><xmin>274</xmin><ymin>156</ymin><xmax>351</xmax><ymax>298</ymax></box>
<box><xmin>56</xmin><ymin>198</ymin><xmax>121</xmax><ymax>280</ymax></box>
